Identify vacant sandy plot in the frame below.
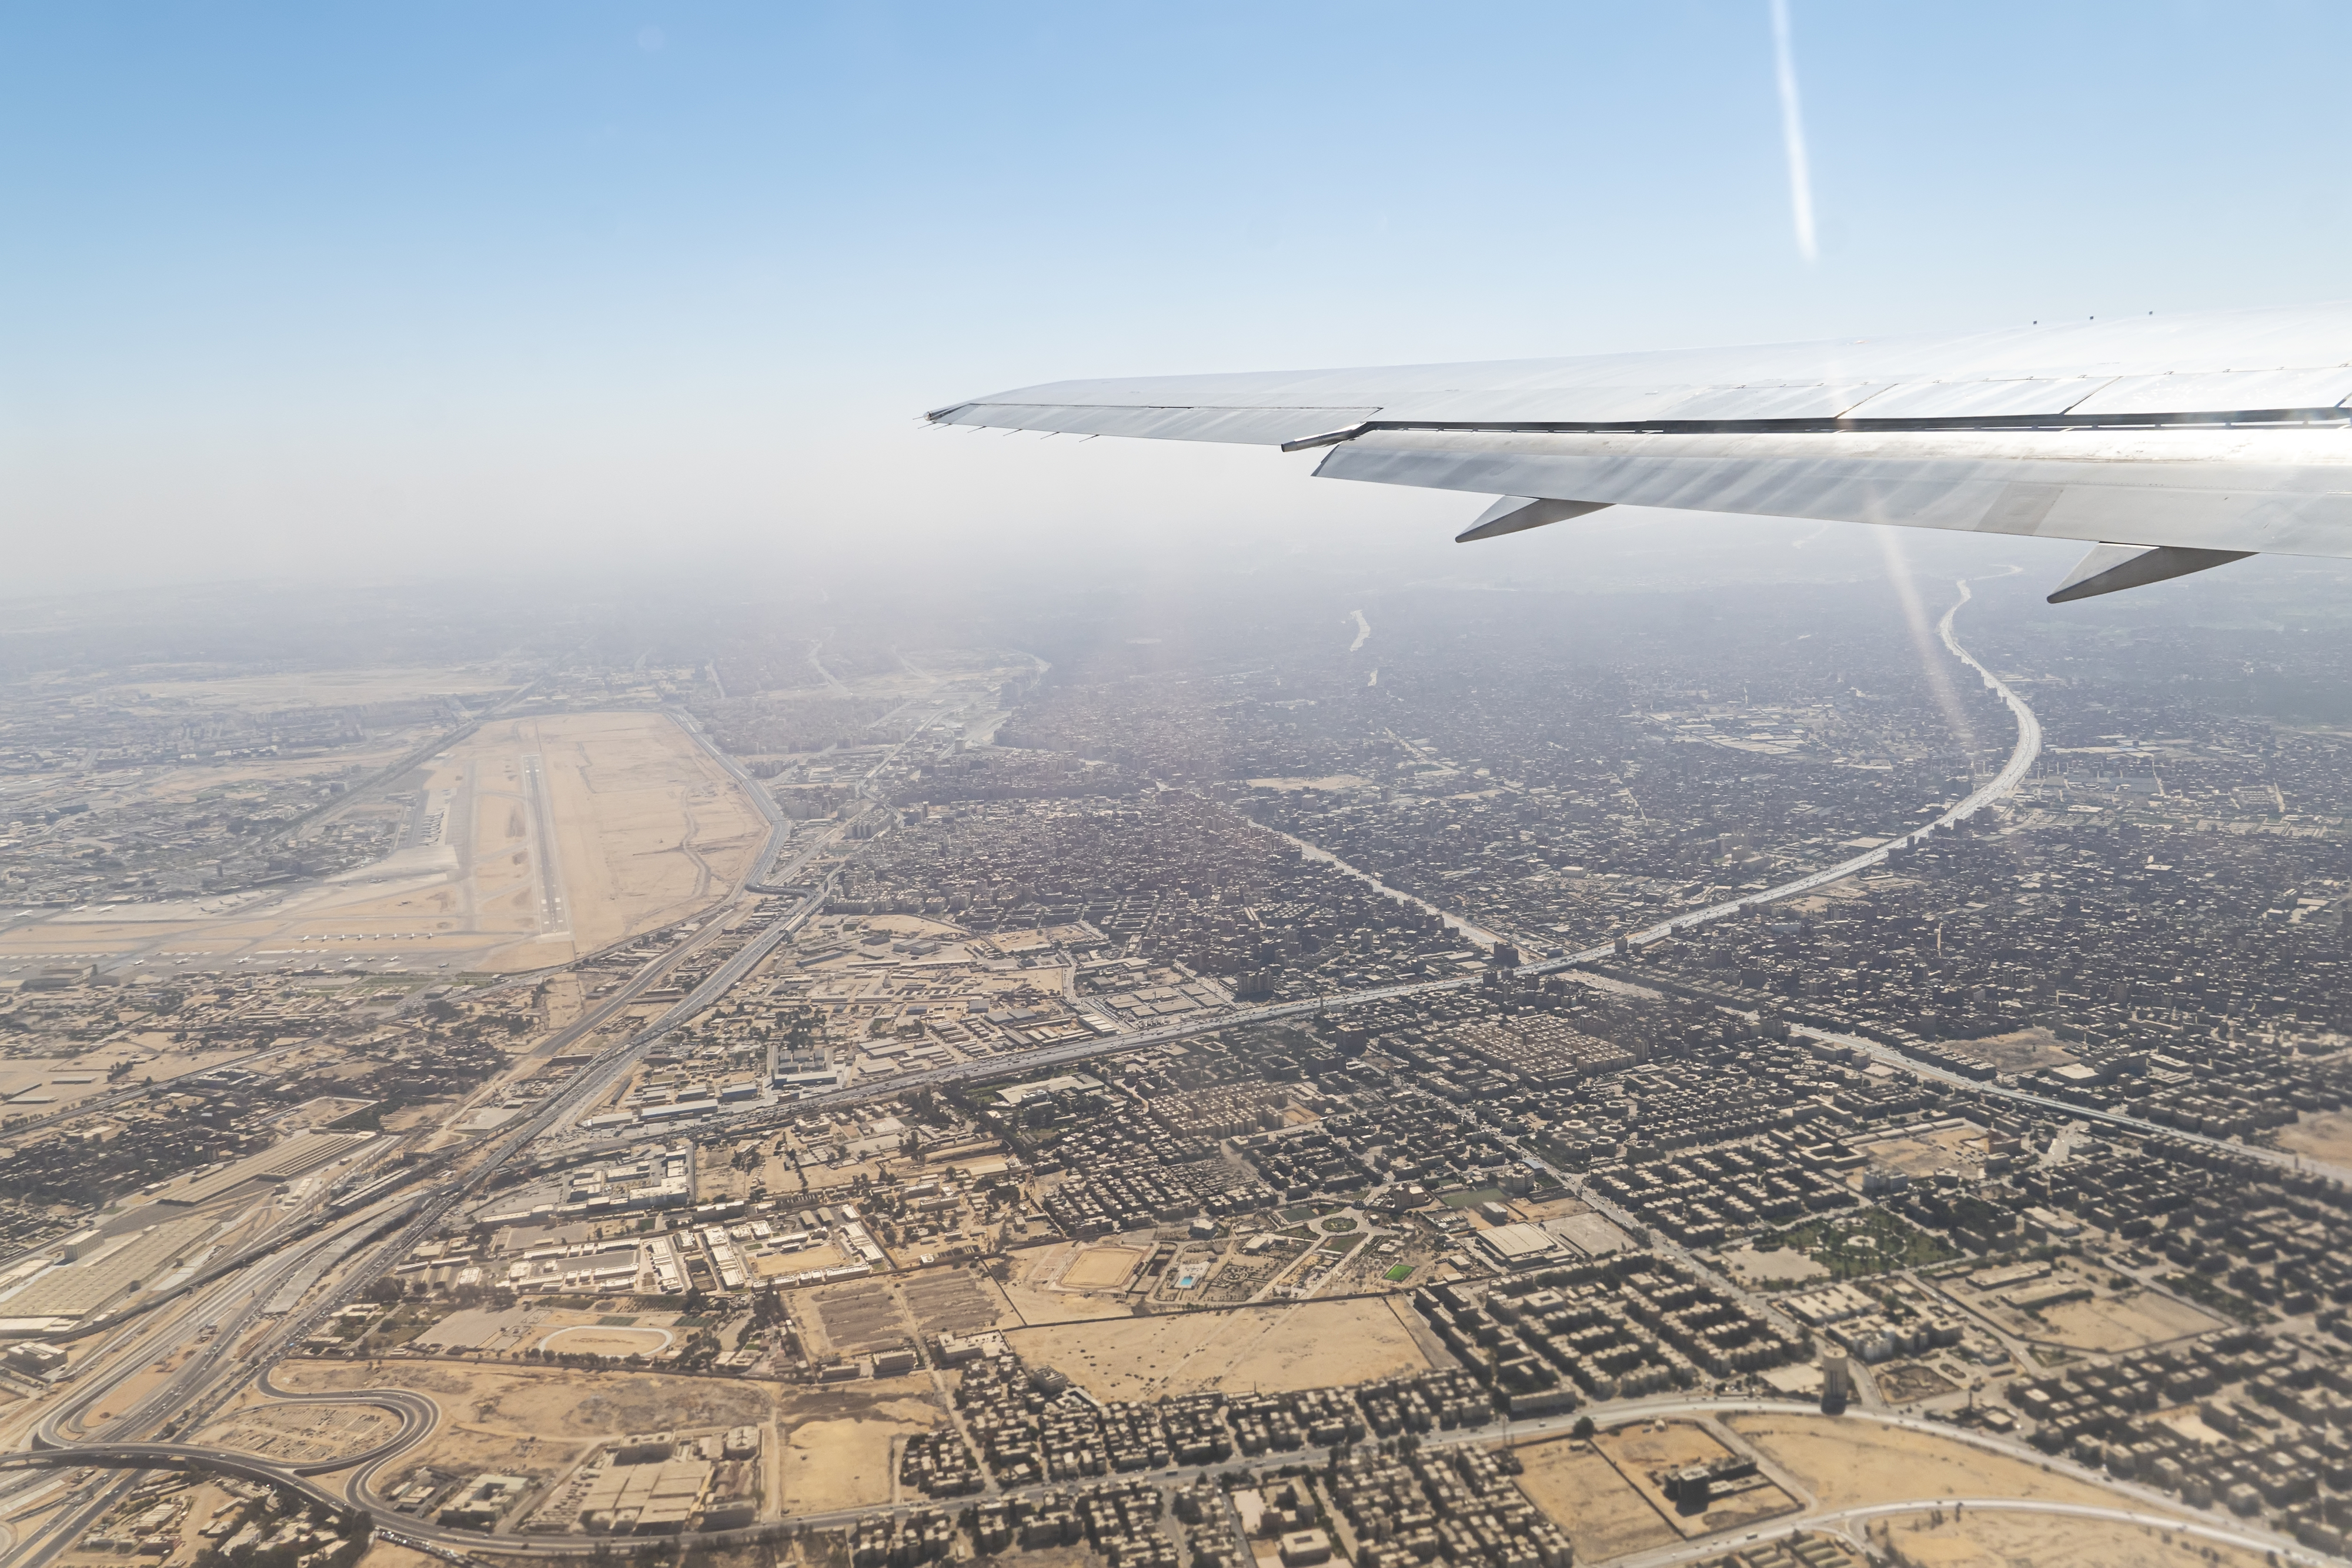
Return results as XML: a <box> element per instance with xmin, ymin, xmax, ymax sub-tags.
<box><xmin>295</xmin><ymin>1362</ymin><xmax>943</xmax><ymax>1517</ymax></box>
<box><xmin>0</xmin><ymin>1046</ymin><xmax>252</xmax><ymax>1112</ymax></box>
<box><xmin>1947</xmin><ymin>1265</ymin><xmax>2224</xmax><ymax>1355</ymax></box>
<box><xmin>1062</xmin><ymin>1245</ymin><xmax>1145</xmax><ymax>1290</ymax></box>
<box><xmin>355</xmin><ymin>1542</ymin><xmax>441</xmax><ymax>1568</ymax></box>
<box><xmin>997</xmin><ymin>1244</ymin><xmax>1132</xmax><ymax>1325</ymax></box>
<box><xmin>196</xmin><ymin>1400</ymin><xmax>400</xmax><ymax>1466</ymax></box>
<box><xmin>1722</xmin><ymin>1245</ymin><xmax>1830</xmax><ymax>1286</ymax></box>
<box><xmin>777</xmin><ymin>1376</ymin><xmax>946</xmax><ymax>1513</ymax></box>
<box><xmin>1864</xmin><ymin>1506</ymin><xmax>2270</xmax><ymax>1567</ymax></box>
<box><xmin>1948</xmin><ymin>1027</ymin><xmax>2079</xmax><ymax>1075</ymax></box>
<box><xmin>1511</xmin><ymin>1438</ymin><xmax>1678</xmax><ymax>1561</ymax></box>
<box><xmin>1592</xmin><ymin>1420</ymin><xmax>1799</xmax><ymax>1540</ymax></box>
<box><xmin>2030</xmin><ymin>1288</ymin><xmax>2224</xmax><ymax>1352</ymax></box>
<box><xmin>2278</xmin><ymin>1108</ymin><xmax>2352</xmax><ymax>1166</ymax></box>
<box><xmin>1008</xmin><ymin>1296</ymin><xmax>1428</xmax><ymax>1402</ymax></box>
<box><xmin>1726</xmin><ymin>1412</ymin><xmax>2170</xmax><ymax>1515</ymax></box>
<box><xmin>1858</xmin><ymin>1124</ymin><xmax>1985</xmax><ymax>1179</ymax></box>
<box><xmin>273</xmin><ymin>1360</ymin><xmax>774</xmax><ymax>1445</ymax></box>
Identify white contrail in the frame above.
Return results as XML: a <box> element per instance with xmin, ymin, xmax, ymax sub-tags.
<box><xmin>1769</xmin><ymin>0</ymin><xmax>1818</xmax><ymax>262</ymax></box>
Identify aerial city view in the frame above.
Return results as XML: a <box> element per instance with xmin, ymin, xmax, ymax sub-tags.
<box><xmin>9</xmin><ymin>7</ymin><xmax>2352</xmax><ymax>1568</ymax></box>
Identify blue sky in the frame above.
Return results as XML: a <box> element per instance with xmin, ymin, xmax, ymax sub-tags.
<box><xmin>6</xmin><ymin>3</ymin><xmax>2351</xmax><ymax>593</ymax></box>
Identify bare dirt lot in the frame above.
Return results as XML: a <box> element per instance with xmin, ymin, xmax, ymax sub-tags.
<box><xmin>275</xmin><ymin>1359</ymin><xmax>774</xmax><ymax>1475</ymax></box>
<box><xmin>1855</xmin><ymin>1124</ymin><xmax>1986</xmax><ymax>1180</ymax></box>
<box><xmin>1725</xmin><ymin>1412</ymin><xmax>2186</xmax><ymax>1516</ymax></box>
<box><xmin>996</xmin><ymin>1243</ymin><xmax>1135</xmax><ymax>1325</ymax></box>
<box><xmin>1510</xmin><ymin>1437</ymin><xmax>1678</xmax><ymax>1561</ymax></box>
<box><xmin>1946</xmin><ymin>1266</ymin><xmax>2225</xmax><ymax>1353</ymax></box>
<box><xmin>2278</xmin><ymin>1108</ymin><xmax>2352</xmax><ymax>1167</ymax></box>
<box><xmin>1721</xmin><ymin>1245</ymin><xmax>1830</xmax><ymax>1286</ymax></box>
<box><xmin>1946</xmin><ymin>1027</ymin><xmax>2080</xmax><ymax>1075</ymax></box>
<box><xmin>1006</xmin><ymin>1296</ymin><xmax>1429</xmax><ymax>1402</ymax></box>
<box><xmin>1589</xmin><ymin>1421</ymin><xmax>1799</xmax><ymax>1540</ymax></box>
<box><xmin>777</xmin><ymin>1376</ymin><xmax>946</xmax><ymax>1513</ymax></box>
<box><xmin>196</xmin><ymin>1399</ymin><xmax>402</xmax><ymax>1465</ymax></box>
<box><xmin>2029</xmin><ymin>1288</ymin><xmax>2226</xmax><ymax>1352</ymax></box>
<box><xmin>279</xmin><ymin>1359</ymin><xmax>944</xmax><ymax>1518</ymax></box>
<box><xmin>1863</xmin><ymin>1506</ymin><xmax>2270</xmax><ymax>1567</ymax></box>
<box><xmin>756</xmin><ymin>1243</ymin><xmax>848</xmax><ymax>1276</ymax></box>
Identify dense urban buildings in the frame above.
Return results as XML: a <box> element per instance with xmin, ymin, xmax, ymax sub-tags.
<box><xmin>2</xmin><ymin>566</ymin><xmax>2350</xmax><ymax>1568</ymax></box>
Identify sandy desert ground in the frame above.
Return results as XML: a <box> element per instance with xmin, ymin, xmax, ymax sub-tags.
<box><xmin>273</xmin><ymin>1356</ymin><xmax>947</xmax><ymax>1517</ymax></box>
<box><xmin>1723</xmin><ymin>1411</ymin><xmax>2181</xmax><ymax>1516</ymax></box>
<box><xmin>1004</xmin><ymin>1296</ymin><xmax>1429</xmax><ymax>1402</ymax></box>
<box><xmin>1511</xmin><ymin>1437</ymin><xmax>1681</xmax><ymax>1562</ymax></box>
<box><xmin>1865</xmin><ymin>1506</ymin><xmax>2271</xmax><ymax>1567</ymax></box>
<box><xmin>2277</xmin><ymin>1107</ymin><xmax>2352</xmax><ymax>1166</ymax></box>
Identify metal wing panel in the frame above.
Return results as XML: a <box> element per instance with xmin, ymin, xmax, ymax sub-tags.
<box><xmin>1643</xmin><ymin>383</ymin><xmax>1896</xmax><ymax>420</ymax></box>
<box><xmin>1311</xmin><ymin>428</ymin><xmax>2352</xmax><ymax>559</ymax></box>
<box><xmin>931</xmin><ymin>305</ymin><xmax>2352</xmax><ymax>450</ymax></box>
<box><xmin>1839</xmin><ymin>377</ymin><xmax>2116</xmax><ymax>419</ymax></box>
<box><xmin>1381</xmin><ymin>386</ymin><xmax>1689</xmax><ymax>423</ymax></box>
<box><xmin>934</xmin><ymin>402</ymin><xmax>1379</xmax><ymax>444</ymax></box>
<box><xmin>2064</xmin><ymin>367</ymin><xmax>2352</xmax><ymax>418</ymax></box>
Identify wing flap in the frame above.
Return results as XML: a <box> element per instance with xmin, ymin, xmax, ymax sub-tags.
<box><xmin>1311</xmin><ymin>427</ymin><xmax>2352</xmax><ymax>559</ymax></box>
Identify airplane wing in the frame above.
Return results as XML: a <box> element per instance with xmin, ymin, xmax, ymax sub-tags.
<box><xmin>927</xmin><ymin>302</ymin><xmax>2352</xmax><ymax>601</ymax></box>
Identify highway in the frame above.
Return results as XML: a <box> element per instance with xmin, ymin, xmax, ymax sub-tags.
<box><xmin>0</xmin><ymin>691</ymin><xmax>902</xmax><ymax>1560</ymax></box>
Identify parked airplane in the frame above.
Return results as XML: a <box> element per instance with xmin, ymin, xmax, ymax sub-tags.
<box><xmin>930</xmin><ymin>302</ymin><xmax>2352</xmax><ymax>602</ymax></box>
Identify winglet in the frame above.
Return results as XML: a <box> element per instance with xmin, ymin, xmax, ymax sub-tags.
<box><xmin>1455</xmin><ymin>496</ymin><xmax>1612</xmax><ymax>543</ymax></box>
<box><xmin>2047</xmin><ymin>543</ymin><xmax>2254</xmax><ymax>603</ymax></box>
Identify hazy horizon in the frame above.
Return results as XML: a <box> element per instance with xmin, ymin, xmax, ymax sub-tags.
<box><xmin>11</xmin><ymin>3</ymin><xmax>2352</xmax><ymax>593</ymax></box>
